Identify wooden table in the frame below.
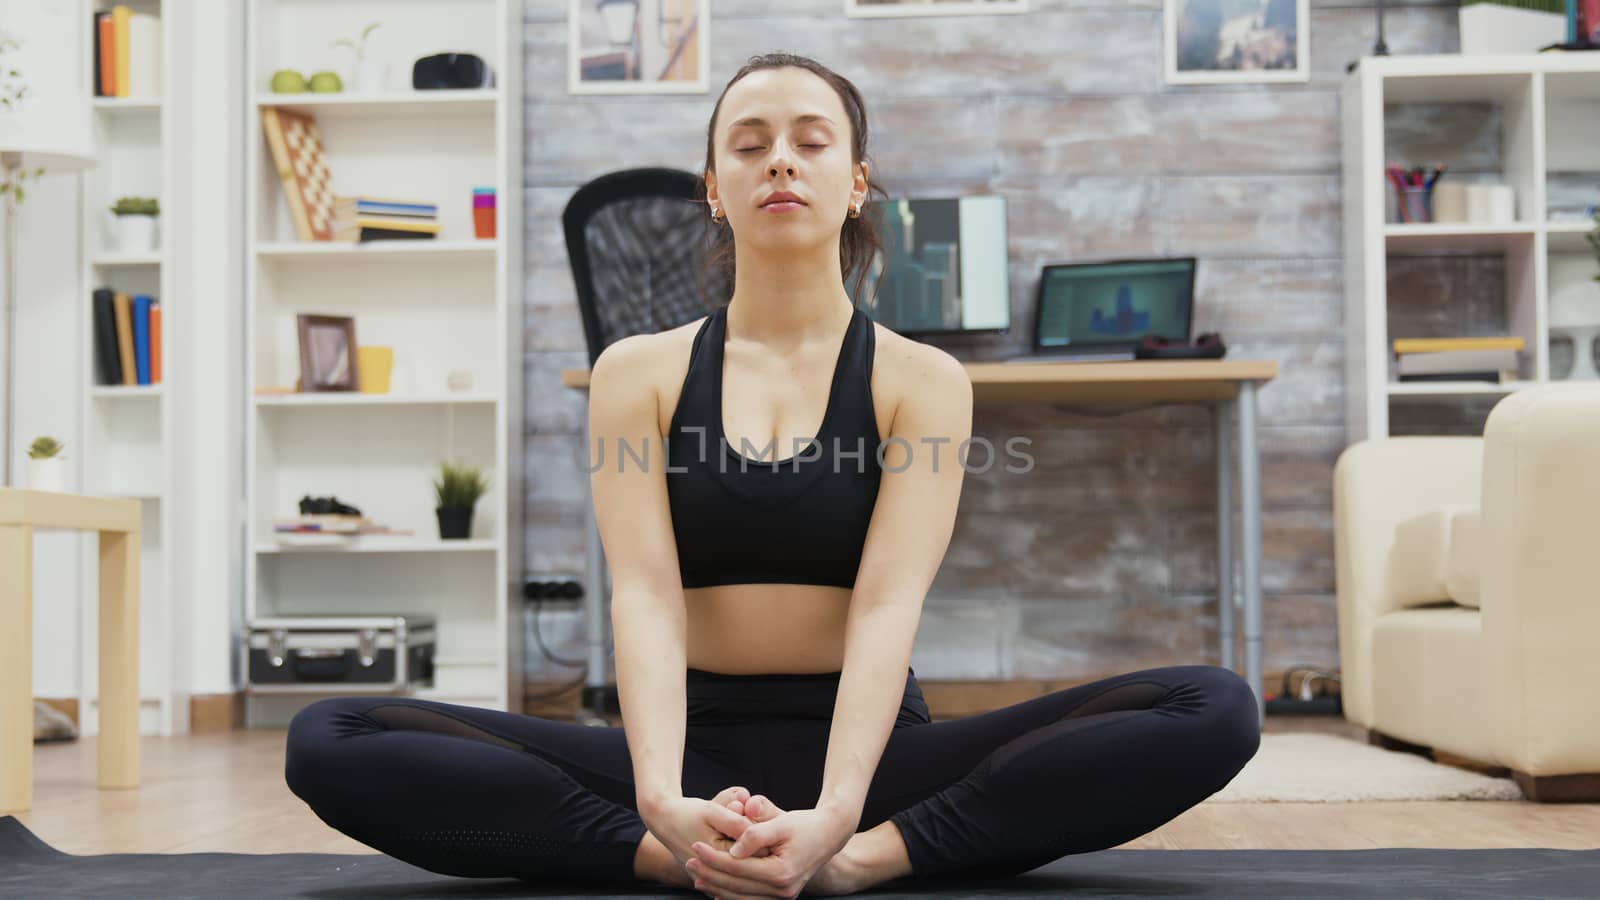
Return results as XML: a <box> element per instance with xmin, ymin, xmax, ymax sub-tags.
<box><xmin>562</xmin><ymin>358</ymin><xmax>1278</xmax><ymax>717</ymax></box>
<box><xmin>1</xmin><ymin>489</ymin><xmax>142</xmax><ymax>813</ymax></box>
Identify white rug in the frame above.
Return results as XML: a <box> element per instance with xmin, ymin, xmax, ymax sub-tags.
<box><xmin>1203</xmin><ymin>732</ymin><xmax>1524</xmax><ymax>803</ymax></box>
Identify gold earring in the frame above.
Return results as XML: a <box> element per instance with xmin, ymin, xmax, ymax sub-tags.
<box><xmin>847</xmin><ymin>203</ymin><xmax>861</xmax><ymax>219</ymax></box>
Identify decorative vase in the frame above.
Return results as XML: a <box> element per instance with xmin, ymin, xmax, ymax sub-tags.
<box><xmin>358</xmin><ymin>58</ymin><xmax>387</xmax><ymax>94</ymax></box>
<box><xmin>114</xmin><ymin>214</ymin><xmax>158</xmax><ymax>253</ymax></box>
<box><xmin>1549</xmin><ymin>281</ymin><xmax>1600</xmax><ymax>382</ymax></box>
<box><xmin>436</xmin><ymin>506</ymin><xmax>473</xmax><ymax>540</ymax></box>
<box><xmin>27</xmin><ymin>457</ymin><xmax>66</xmax><ymax>492</ymax></box>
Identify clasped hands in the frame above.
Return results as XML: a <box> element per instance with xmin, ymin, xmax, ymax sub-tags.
<box><xmin>655</xmin><ymin>786</ymin><xmax>856</xmax><ymax>899</ymax></box>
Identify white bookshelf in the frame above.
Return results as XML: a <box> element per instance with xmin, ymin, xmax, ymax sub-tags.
<box><xmin>1342</xmin><ymin>54</ymin><xmax>1600</xmax><ymax>441</ymax></box>
<box><xmin>243</xmin><ymin>0</ymin><xmax>524</xmax><ymax>723</ymax></box>
<box><xmin>76</xmin><ymin>0</ymin><xmax>182</xmax><ymax>736</ymax></box>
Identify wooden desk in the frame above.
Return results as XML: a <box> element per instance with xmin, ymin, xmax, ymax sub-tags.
<box><xmin>1</xmin><ymin>489</ymin><xmax>142</xmax><ymax>813</ymax></box>
<box><xmin>562</xmin><ymin>358</ymin><xmax>1278</xmax><ymax>716</ymax></box>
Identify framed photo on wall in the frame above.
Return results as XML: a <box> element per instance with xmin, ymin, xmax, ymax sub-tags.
<box><xmin>846</xmin><ymin>0</ymin><xmax>1026</xmax><ymax>17</ymax></box>
<box><xmin>1165</xmin><ymin>0</ymin><xmax>1309</xmax><ymax>84</ymax></box>
<box><xmin>569</xmin><ymin>0</ymin><xmax>709</xmax><ymax>95</ymax></box>
<box><xmin>296</xmin><ymin>314</ymin><xmax>359</xmax><ymax>392</ymax></box>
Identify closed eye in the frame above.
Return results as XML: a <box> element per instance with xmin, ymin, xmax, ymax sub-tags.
<box><xmin>736</xmin><ymin>145</ymin><xmax>828</xmax><ymax>152</ymax></box>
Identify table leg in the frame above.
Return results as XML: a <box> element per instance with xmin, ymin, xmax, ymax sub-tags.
<box><xmin>1214</xmin><ymin>401</ymin><xmax>1235</xmax><ymax>672</ymax></box>
<box><xmin>1236</xmin><ymin>381</ymin><xmax>1265</xmax><ymax>719</ymax></box>
<box><xmin>98</xmin><ymin>527</ymin><xmax>140</xmax><ymax>789</ymax></box>
<box><xmin>0</xmin><ymin>525</ymin><xmax>33</xmax><ymax>812</ymax></box>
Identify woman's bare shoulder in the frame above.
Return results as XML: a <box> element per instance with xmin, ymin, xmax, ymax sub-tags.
<box><xmin>868</xmin><ymin>321</ymin><xmax>972</xmax><ymax>423</ymax></box>
<box><xmin>590</xmin><ymin>315</ymin><xmax>712</xmax><ymax>430</ymax></box>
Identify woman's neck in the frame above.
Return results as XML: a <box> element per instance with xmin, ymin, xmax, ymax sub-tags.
<box><xmin>726</xmin><ymin>238</ymin><xmax>855</xmax><ymax>344</ymax></box>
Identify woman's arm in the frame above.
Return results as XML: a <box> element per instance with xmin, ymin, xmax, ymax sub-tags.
<box><xmin>588</xmin><ymin>335</ymin><xmax>689</xmax><ymax>815</ymax></box>
<box><xmin>818</xmin><ymin>344</ymin><xmax>974</xmax><ymax>826</ymax></box>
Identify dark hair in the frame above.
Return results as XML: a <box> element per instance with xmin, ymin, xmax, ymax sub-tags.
<box><xmin>698</xmin><ymin>52</ymin><xmax>888</xmax><ymax>306</ymax></box>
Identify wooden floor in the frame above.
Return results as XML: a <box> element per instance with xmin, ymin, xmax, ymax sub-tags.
<box><xmin>12</xmin><ymin>717</ymin><xmax>1600</xmax><ymax>856</ymax></box>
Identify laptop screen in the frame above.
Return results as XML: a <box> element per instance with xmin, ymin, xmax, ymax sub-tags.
<box><xmin>1034</xmin><ymin>258</ymin><xmax>1196</xmax><ymax>352</ymax></box>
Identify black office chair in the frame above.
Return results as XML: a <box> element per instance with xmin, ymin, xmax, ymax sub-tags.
<box><xmin>561</xmin><ymin>167</ymin><xmax>730</xmax><ymax>723</ymax></box>
<box><xmin>562</xmin><ymin>167</ymin><xmax>731</xmax><ymax>366</ymax></box>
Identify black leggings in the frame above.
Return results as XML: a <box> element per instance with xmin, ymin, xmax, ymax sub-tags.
<box><xmin>284</xmin><ymin>664</ymin><xmax>1259</xmax><ymax>886</ymax></box>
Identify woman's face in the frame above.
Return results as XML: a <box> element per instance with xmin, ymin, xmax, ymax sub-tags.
<box><xmin>706</xmin><ymin>67</ymin><xmax>868</xmax><ymax>252</ymax></box>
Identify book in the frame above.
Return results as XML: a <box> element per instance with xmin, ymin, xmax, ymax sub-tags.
<box><xmin>92</xmin><ymin>289</ymin><xmax>120</xmax><ymax>384</ymax></box>
<box><xmin>113</xmin><ymin>292</ymin><xmax>136</xmax><ymax>385</ymax></box>
<box><xmin>357</xmin><ymin>227</ymin><xmax>437</xmax><ymax>242</ymax></box>
<box><xmin>132</xmin><ymin>294</ymin><xmax>152</xmax><ymax>385</ymax></box>
<box><xmin>150</xmin><ymin>301</ymin><xmax>162</xmax><ymax>383</ymax></box>
<box><xmin>94</xmin><ymin>13</ymin><xmax>112</xmax><ymax>97</ymax></box>
<box><xmin>1392</xmin><ymin>336</ymin><xmax>1525</xmax><ymax>355</ymax></box>
<box><xmin>1397</xmin><ymin>348</ymin><xmax>1520</xmax><ymax>376</ymax></box>
<box><xmin>112</xmin><ymin>5</ymin><xmax>131</xmax><ymax>99</ymax></box>
<box><xmin>333</xmin><ymin>196</ymin><xmax>439</xmax><ymax>218</ymax></box>
<box><xmin>126</xmin><ymin>12</ymin><xmax>160</xmax><ymax>99</ymax></box>
<box><xmin>1397</xmin><ymin>371</ymin><xmax>1515</xmax><ymax>384</ymax></box>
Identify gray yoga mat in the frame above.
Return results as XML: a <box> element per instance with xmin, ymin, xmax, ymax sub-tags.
<box><xmin>4</xmin><ymin>816</ymin><xmax>1599</xmax><ymax>899</ymax></box>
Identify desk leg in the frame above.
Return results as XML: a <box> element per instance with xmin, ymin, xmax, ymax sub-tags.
<box><xmin>1214</xmin><ymin>401</ymin><xmax>1235</xmax><ymax>672</ymax></box>
<box><xmin>1236</xmin><ymin>381</ymin><xmax>1265</xmax><ymax>719</ymax></box>
<box><xmin>0</xmin><ymin>525</ymin><xmax>33</xmax><ymax>812</ymax></box>
<box><xmin>583</xmin><ymin>419</ymin><xmax>608</xmax><ymax>722</ymax></box>
<box><xmin>98</xmin><ymin>527</ymin><xmax>140</xmax><ymax>789</ymax></box>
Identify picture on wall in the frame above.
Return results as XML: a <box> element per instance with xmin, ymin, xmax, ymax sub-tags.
<box><xmin>1164</xmin><ymin>0</ymin><xmax>1309</xmax><ymax>84</ymax></box>
<box><xmin>569</xmin><ymin>0</ymin><xmax>708</xmax><ymax>94</ymax></box>
<box><xmin>846</xmin><ymin>0</ymin><xmax>1027</xmax><ymax>17</ymax></box>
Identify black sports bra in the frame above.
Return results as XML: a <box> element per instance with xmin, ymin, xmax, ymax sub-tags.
<box><xmin>664</xmin><ymin>304</ymin><xmax>883</xmax><ymax>589</ymax></box>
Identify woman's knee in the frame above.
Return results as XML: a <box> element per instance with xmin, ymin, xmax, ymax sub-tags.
<box><xmin>284</xmin><ymin>696</ymin><xmax>381</xmax><ymax>804</ymax></box>
<box><xmin>1187</xmin><ymin>665</ymin><xmax>1262</xmax><ymax>767</ymax></box>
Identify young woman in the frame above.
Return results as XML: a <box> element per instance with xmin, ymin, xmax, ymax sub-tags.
<box><xmin>284</xmin><ymin>53</ymin><xmax>1260</xmax><ymax>899</ymax></box>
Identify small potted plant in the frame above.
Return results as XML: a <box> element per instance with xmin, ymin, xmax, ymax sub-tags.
<box><xmin>433</xmin><ymin>459</ymin><xmax>488</xmax><ymax>540</ymax></box>
<box><xmin>26</xmin><ymin>436</ymin><xmax>66</xmax><ymax>493</ymax></box>
<box><xmin>333</xmin><ymin>21</ymin><xmax>383</xmax><ymax>92</ymax></box>
<box><xmin>109</xmin><ymin>196</ymin><xmax>159</xmax><ymax>253</ymax></box>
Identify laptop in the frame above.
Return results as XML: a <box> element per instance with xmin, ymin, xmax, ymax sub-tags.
<box><xmin>1005</xmin><ymin>257</ymin><xmax>1197</xmax><ymax>363</ymax></box>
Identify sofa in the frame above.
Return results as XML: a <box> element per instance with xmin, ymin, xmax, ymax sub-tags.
<box><xmin>1334</xmin><ymin>383</ymin><xmax>1600</xmax><ymax>802</ymax></box>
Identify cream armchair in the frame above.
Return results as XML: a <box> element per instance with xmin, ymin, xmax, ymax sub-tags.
<box><xmin>1334</xmin><ymin>383</ymin><xmax>1600</xmax><ymax>802</ymax></box>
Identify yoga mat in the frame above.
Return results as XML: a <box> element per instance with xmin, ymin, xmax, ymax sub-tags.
<box><xmin>4</xmin><ymin>816</ymin><xmax>1598</xmax><ymax>899</ymax></box>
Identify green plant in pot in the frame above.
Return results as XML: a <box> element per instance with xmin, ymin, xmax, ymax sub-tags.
<box><xmin>26</xmin><ymin>436</ymin><xmax>66</xmax><ymax>493</ymax></box>
<box><xmin>109</xmin><ymin>195</ymin><xmax>160</xmax><ymax>254</ymax></box>
<box><xmin>433</xmin><ymin>460</ymin><xmax>488</xmax><ymax>540</ymax></box>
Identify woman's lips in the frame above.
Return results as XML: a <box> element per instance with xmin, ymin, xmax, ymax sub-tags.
<box><xmin>761</xmin><ymin>201</ymin><xmax>805</xmax><ymax>213</ymax></box>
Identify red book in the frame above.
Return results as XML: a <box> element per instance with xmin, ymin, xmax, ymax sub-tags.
<box><xmin>97</xmin><ymin>14</ymin><xmax>115</xmax><ymax>97</ymax></box>
<box><xmin>150</xmin><ymin>301</ymin><xmax>161</xmax><ymax>383</ymax></box>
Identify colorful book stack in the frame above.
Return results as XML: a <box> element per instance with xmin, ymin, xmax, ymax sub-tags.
<box><xmin>1393</xmin><ymin>336</ymin><xmax>1525</xmax><ymax>383</ymax></box>
<box><xmin>92</xmin><ymin>6</ymin><xmax>161</xmax><ymax>98</ymax></box>
<box><xmin>91</xmin><ymin>289</ymin><xmax>162</xmax><ymax>386</ymax></box>
<box><xmin>332</xmin><ymin>196</ymin><xmax>441</xmax><ymax>243</ymax></box>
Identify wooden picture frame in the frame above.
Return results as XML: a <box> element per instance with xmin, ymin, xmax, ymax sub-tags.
<box><xmin>296</xmin><ymin>314</ymin><xmax>360</xmax><ymax>392</ymax></box>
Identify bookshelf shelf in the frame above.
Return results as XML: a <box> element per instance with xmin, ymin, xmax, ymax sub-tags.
<box><xmin>1343</xmin><ymin>54</ymin><xmax>1600</xmax><ymax>441</ymax></box>
<box><xmin>92</xmin><ymin>252</ymin><xmax>162</xmax><ymax>267</ymax></box>
<box><xmin>90</xmin><ymin>384</ymin><xmax>165</xmax><ymax>398</ymax></box>
<box><xmin>255</xmin><ymin>90</ymin><xmax>499</xmax><ymax>118</ymax></box>
<box><xmin>244</xmin><ymin>0</ymin><xmax>523</xmax><ymax>724</ymax></box>
<box><xmin>256</xmin><ymin>537</ymin><xmax>500</xmax><ymax>555</ymax></box>
<box><xmin>92</xmin><ymin>96</ymin><xmax>161</xmax><ymax>113</ymax></box>
<box><xmin>1386</xmin><ymin>380</ymin><xmax>1537</xmax><ymax>397</ymax></box>
<box><xmin>253</xmin><ymin>391</ymin><xmax>497</xmax><ymax>407</ymax></box>
<box><xmin>256</xmin><ymin>239</ymin><xmax>498</xmax><ymax>262</ymax></box>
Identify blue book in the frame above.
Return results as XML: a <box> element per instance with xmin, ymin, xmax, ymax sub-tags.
<box><xmin>132</xmin><ymin>294</ymin><xmax>152</xmax><ymax>385</ymax></box>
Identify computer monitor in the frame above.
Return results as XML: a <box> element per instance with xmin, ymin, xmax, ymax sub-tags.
<box><xmin>1033</xmin><ymin>257</ymin><xmax>1196</xmax><ymax>355</ymax></box>
<box><xmin>849</xmin><ymin>195</ymin><xmax>1009</xmax><ymax>337</ymax></box>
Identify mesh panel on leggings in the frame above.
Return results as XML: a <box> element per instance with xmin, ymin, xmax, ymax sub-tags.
<box><xmin>582</xmin><ymin>196</ymin><xmax>729</xmax><ymax>357</ymax></box>
<box><xmin>391</xmin><ymin>828</ymin><xmax>607</xmax><ymax>882</ymax></box>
